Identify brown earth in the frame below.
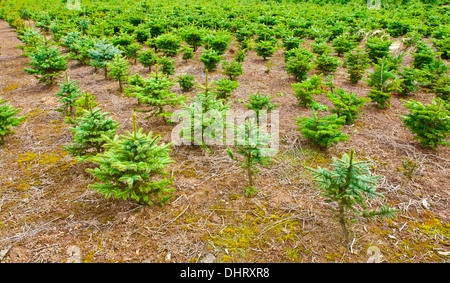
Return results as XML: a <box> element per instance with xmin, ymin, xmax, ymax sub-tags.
<box><xmin>0</xmin><ymin>20</ymin><xmax>449</xmax><ymax>263</ymax></box>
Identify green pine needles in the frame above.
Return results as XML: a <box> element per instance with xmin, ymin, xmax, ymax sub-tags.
<box><xmin>175</xmin><ymin>70</ymin><xmax>231</xmax><ymax>151</ymax></box>
<box><xmin>308</xmin><ymin>149</ymin><xmax>397</xmax><ymax>245</ymax></box>
<box><xmin>87</xmin><ymin>114</ymin><xmax>175</xmax><ymax>206</ymax></box>
<box><xmin>55</xmin><ymin>72</ymin><xmax>82</xmax><ymax>116</ymax></box>
<box><xmin>327</xmin><ymin>88</ymin><xmax>368</xmax><ymax>125</ymax></box>
<box><xmin>226</xmin><ymin>118</ymin><xmax>274</xmax><ymax>197</ymax></box>
<box><xmin>128</xmin><ymin>66</ymin><xmax>186</xmax><ymax>124</ymax></box>
<box><xmin>401</xmin><ymin>98</ymin><xmax>449</xmax><ymax>150</ymax></box>
<box><xmin>107</xmin><ymin>54</ymin><xmax>131</xmax><ymax>92</ymax></box>
<box><xmin>0</xmin><ymin>96</ymin><xmax>26</xmax><ymax>145</ymax></box>
<box><xmin>24</xmin><ymin>43</ymin><xmax>68</xmax><ymax>85</ymax></box>
<box><xmin>366</xmin><ymin>57</ymin><xmax>401</xmax><ymax>109</ymax></box>
<box><xmin>285</xmin><ymin>47</ymin><xmax>314</xmax><ymax>82</ymax></box>
<box><xmin>292</xmin><ymin>74</ymin><xmax>324</xmax><ymax>107</ymax></box>
<box><xmin>296</xmin><ymin>112</ymin><xmax>348</xmax><ymax>149</ymax></box>
<box><xmin>345</xmin><ymin>49</ymin><xmax>370</xmax><ymax>84</ymax></box>
<box><xmin>64</xmin><ymin>103</ymin><xmax>119</xmax><ymax>163</ymax></box>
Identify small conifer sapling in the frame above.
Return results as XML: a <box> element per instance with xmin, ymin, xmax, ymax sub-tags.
<box><xmin>86</xmin><ymin>114</ymin><xmax>175</xmax><ymax>205</ymax></box>
<box><xmin>0</xmin><ymin>97</ymin><xmax>26</xmax><ymax>145</ymax></box>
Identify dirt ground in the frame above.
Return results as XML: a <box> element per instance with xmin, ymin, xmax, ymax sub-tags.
<box><xmin>0</xmin><ymin>20</ymin><xmax>449</xmax><ymax>263</ymax></box>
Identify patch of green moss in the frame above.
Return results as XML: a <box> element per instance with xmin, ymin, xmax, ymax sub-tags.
<box><xmin>209</xmin><ymin>208</ymin><xmax>304</xmax><ymax>262</ymax></box>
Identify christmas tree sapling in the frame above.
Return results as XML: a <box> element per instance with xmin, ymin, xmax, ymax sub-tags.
<box><xmin>292</xmin><ymin>74</ymin><xmax>324</xmax><ymax>107</ymax></box>
<box><xmin>221</xmin><ymin>60</ymin><xmax>243</xmax><ymax>81</ymax></box>
<box><xmin>138</xmin><ymin>49</ymin><xmax>158</xmax><ymax>72</ymax></box>
<box><xmin>0</xmin><ymin>96</ymin><xmax>26</xmax><ymax>145</ymax></box>
<box><xmin>55</xmin><ymin>71</ymin><xmax>82</xmax><ymax>116</ymax></box>
<box><xmin>308</xmin><ymin>149</ymin><xmax>397</xmax><ymax>245</ymax></box>
<box><xmin>64</xmin><ymin>103</ymin><xmax>119</xmax><ymax>163</ymax></box>
<box><xmin>131</xmin><ymin>66</ymin><xmax>186</xmax><ymax>124</ymax></box>
<box><xmin>213</xmin><ymin>78</ymin><xmax>239</xmax><ymax>100</ymax></box>
<box><xmin>326</xmin><ymin>88</ymin><xmax>368</xmax><ymax>125</ymax></box>
<box><xmin>243</xmin><ymin>91</ymin><xmax>279</xmax><ymax>125</ymax></box>
<box><xmin>226</xmin><ymin>118</ymin><xmax>274</xmax><ymax>197</ymax></box>
<box><xmin>24</xmin><ymin>43</ymin><xmax>68</xmax><ymax>85</ymax></box>
<box><xmin>107</xmin><ymin>53</ymin><xmax>131</xmax><ymax>92</ymax></box>
<box><xmin>345</xmin><ymin>48</ymin><xmax>370</xmax><ymax>84</ymax></box>
<box><xmin>87</xmin><ymin>114</ymin><xmax>175</xmax><ymax>206</ymax></box>
<box><xmin>401</xmin><ymin>98</ymin><xmax>449</xmax><ymax>150</ymax></box>
<box><xmin>88</xmin><ymin>40</ymin><xmax>123</xmax><ymax>79</ymax></box>
<box><xmin>296</xmin><ymin>112</ymin><xmax>348</xmax><ymax>149</ymax></box>
<box><xmin>177</xmin><ymin>74</ymin><xmax>196</xmax><ymax>92</ymax></box>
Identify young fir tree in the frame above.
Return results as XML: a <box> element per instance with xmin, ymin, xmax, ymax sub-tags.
<box><xmin>24</xmin><ymin>44</ymin><xmax>68</xmax><ymax>85</ymax></box>
<box><xmin>221</xmin><ymin>60</ymin><xmax>243</xmax><ymax>81</ymax></box>
<box><xmin>243</xmin><ymin>91</ymin><xmax>279</xmax><ymax>125</ymax></box>
<box><xmin>213</xmin><ymin>78</ymin><xmax>239</xmax><ymax>100</ymax></box>
<box><xmin>292</xmin><ymin>74</ymin><xmax>324</xmax><ymax>107</ymax></box>
<box><xmin>180</xmin><ymin>45</ymin><xmax>194</xmax><ymax>61</ymax></box>
<box><xmin>175</xmin><ymin>70</ymin><xmax>231</xmax><ymax>152</ymax></box>
<box><xmin>88</xmin><ymin>40</ymin><xmax>123</xmax><ymax>79</ymax></box>
<box><xmin>55</xmin><ymin>72</ymin><xmax>82</xmax><ymax>116</ymax></box>
<box><xmin>200</xmin><ymin>48</ymin><xmax>222</xmax><ymax>72</ymax></box>
<box><xmin>0</xmin><ymin>96</ymin><xmax>26</xmax><ymax>145</ymax></box>
<box><xmin>311</xmin><ymin>38</ymin><xmax>331</xmax><ymax>56</ymax></box>
<box><xmin>86</xmin><ymin>114</ymin><xmax>175</xmax><ymax>206</ymax></box>
<box><xmin>138</xmin><ymin>49</ymin><xmax>158</xmax><ymax>72</ymax></box>
<box><xmin>308</xmin><ymin>149</ymin><xmax>397</xmax><ymax>245</ymax></box>
<box><xmin>296</xmin><ymin>112</ymin><xmax>348</xmax><ymax>149</ymax></box>
<box><xmin>365</xmin><ymin>37</ymin><xmax>392</xmax><ymax>61</ymax></box>
<box><xmin>401</xmin><ymin>98</ymin><xmax>449</xmax><ymax>150</ymax></box>
<box><xmin>181</xmin><ymin>26</ymin><xmax>204</xmax><ymax>52</ymax></box>
<box><xmin>68</xmin><ymin>35</ymin><xmax>96</xmax><ymax>66</ymax></box>
<box><xmin>254</xmin><ymin>40</ymin><xmax>277</xmax><ymax>61</ymax></box>
<box><xmin>65</xmin><ymin>91</ymin><xmax>99</xmax><ymax>125</ymax></box>
<box><xmin>226</xmin><ymin>118</ymin><xmax>274</xmax><ymax>197</ymax></box>
<box><xmin>397</xmin><ymin>67</ymin><xmax>420</xmax><ymax>96</ymax></box>
<box><xmin>326</xmin><ymin>88</ymin><xmax>368</xmax><ymax>125</ymax></box>
<box><xmin>345</xmin><ymin>48</ymin><xmax>370</xmax><ymax>84</ymax></box>
<box><xmin>154</xmin><ymin>33</ymin><xmax>182</xmax><ymax>57</ymax></box>
<box><xmin>157</xmin><ymin>56</ymin><xmax>175</xmax><ymax>76</ymax></box>
<box><xmin>412</xmin><ymin>41</ymin><xmax>436</xmax><ymax>70</ymax></box>
<box><xmin>285</xmin><ymin>47</ymin><xmax>315</xmax><ymax>82</ymax></box>
<box><xmin>130</xmin><ymin>66</ymin><xmax>186</xmax><ymax>124</ymax></box>
<box><xmin>282</xmin><ymin>35</ymin><xmax>302</xmax><ymax>52</ymax></box>
<box><xmin>315</xmin><ymin>51</ymin><xmax>341</xmax><ymax>75</ymax></box>
<box><xmin>177</xmin><ymin>74</ymin><xmax>195</xmax><ymax>92</ymax></box>
<box><xmin>203</xmin><ymin>31</ymin><xmax>231</xmax><ymax>55</ymax></box>
<box><xmin>122</xmin><ymin>42</ymin><xmax>142</xmax><ymax>65</ymax></box>
<box><xmin>366</xmin><ymin>57</ymin><xmax>401</xmax><ymax>109</ymax></box>
<box><xmin>332</xmin><ymin>34</ymin><xmax>356</xmax><ymax>57</ymax></box>
<box><xmin>64</xmin><ymin>103</ymin><xmax>119</xmax><ymax>163</ymax></box>
<box><xmin>106</xmin><ymin>54</ymin><xmax>131</xmax><ymax>92</ymax></box>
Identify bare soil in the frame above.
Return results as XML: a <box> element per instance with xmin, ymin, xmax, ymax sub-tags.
<box><xmin>0</xmin><ymin>20</ymin><xmax>449</xmax><ymax>263</ymax></box>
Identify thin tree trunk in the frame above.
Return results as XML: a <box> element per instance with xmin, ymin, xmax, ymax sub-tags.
<box><xmin>339</xmin><ymin>204</ymin><xmax>349</xmax><ymax>245</ymax></box>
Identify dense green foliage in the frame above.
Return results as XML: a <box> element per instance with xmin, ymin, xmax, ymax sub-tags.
<box><xmin>292</xmin><ymin>74</ymin><xmax>324</xmax><ymax>107</ymax></box>
<box><xmin>296</xmin><ymin>112</ymin><xmax>349</xmax><ymax>149</ymax></box>
<box><xmin>64</xmin><ymin>106</ymin><xmax>119</xmax><ymax>163</ymax></box>
<box><xmin>308</xmin><ymin>149</ymin><xmax>397</xmax><ymax>244</ymax></box>
<box><xmin>0</xmin><ymin>96</ymin><xmax>26</xmax><ymax>145</ymax></box>
<box><xmin>401</xmin><ymin>98</ymin><xmax>450</xmax><ymax>149</ymax></box>
<box><xmin>226</xmin><ymin>119</ymin><xmax>274</xmax><ymax>197</ymax></box>
<box><xmin>24</xmin><ymin>43</ymin><xmax>68</xmax><ymax>85</ymax></box>
<box><xmin>87</xmin><ymin>114</ymin><xmax>175</xmax><ymax>205</ymax></box>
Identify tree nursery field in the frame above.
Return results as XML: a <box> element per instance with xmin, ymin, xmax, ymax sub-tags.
<box><xmin>0</xmin><ymin>0</ymin><xmax>449</xmax><ymax>263</ymax></box>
